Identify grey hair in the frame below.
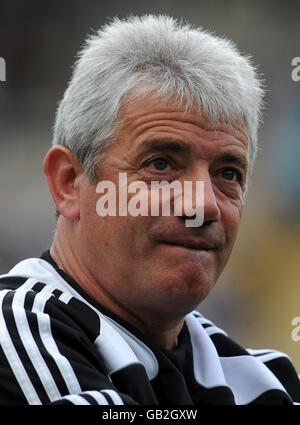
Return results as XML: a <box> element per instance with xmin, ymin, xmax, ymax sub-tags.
<box><xmin>53</xmin><ymin>14</ymin><xmax>264</xmax><ymax>182</ymax></box>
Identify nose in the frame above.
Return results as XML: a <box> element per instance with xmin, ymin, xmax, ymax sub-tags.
<box><xmin>202</xmin><ymin>174</ymin><xmax>221</xmax><ymax>224</ymax></box>
<box><xmin>180</xmin><ymin>167</ymin><xmax>221</xmax><ymax>226</ymax></box>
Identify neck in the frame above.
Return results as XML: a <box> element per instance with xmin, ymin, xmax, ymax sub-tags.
<box><xmin>50</xmin><ymin>219</ymin><xmax>184</xmax><ymax>350</ymax></box>
<box><xmin>139</xmin><ymin>323</ymin><xmax>183</xmax><ymax>349</ymax></box>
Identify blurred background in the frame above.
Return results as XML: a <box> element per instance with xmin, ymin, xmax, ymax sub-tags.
<box><xmin>0</xmin><ymin>0</ymin><xmax>299</xmax><ymax>370</ymax></box>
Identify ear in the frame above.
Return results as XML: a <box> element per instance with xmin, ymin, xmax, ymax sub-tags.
<box><xmin>43</xmin><ymin>146</ymin><xmax>84</xmax><ymax>220</ymax></box>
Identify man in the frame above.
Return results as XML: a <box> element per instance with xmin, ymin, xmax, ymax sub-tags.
<box><xmin>0</xmin><ymin>15</ymin><xmax>299</xmax><ymax>405</ymax></box>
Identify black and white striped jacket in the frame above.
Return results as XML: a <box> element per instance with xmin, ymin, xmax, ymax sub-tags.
<box><xmin>0</xmin><ymin>250</ymin><xmax>299</xmax><ymax>405</ymax></box>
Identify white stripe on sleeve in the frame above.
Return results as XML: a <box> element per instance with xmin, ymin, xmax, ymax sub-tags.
<box><xmin>12</xmin><ymin>281</ymin><xmax>61</xmax><ymax>402</ymax></box>
<box><xmin>61</xmin><ymin>394</ymin><xmax>91</xmax><ymax>405</ymax></box>
<box><xmin>0</xmin><ymin>289</ymin><xmax>41</xmax><ymax>405</ymax></box>
<box><xmin>31</xmin><ymin>285</ymin><xmax>82</xmax><ymax>396</ymax></box>
<box><xmin>101</xmin><ymin>389</ymin><xmax>124</xmax><ymax>405</ymax></box>
<box><xmin>82</xmin><ymin>390</ymin><xmax>109</xmax><ymax>405</ymax></box>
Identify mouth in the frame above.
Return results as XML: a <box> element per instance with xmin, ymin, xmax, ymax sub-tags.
<box><xmin>161</xmin><ymin>241</ymin><xmax>215</xmax><ymax>251</ymax></box>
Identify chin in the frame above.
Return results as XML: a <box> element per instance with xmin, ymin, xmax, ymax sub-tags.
<box><xmin>158</xmin><ymin>273</ymin><xmax>215</xmax><ymax>311</ymax></box>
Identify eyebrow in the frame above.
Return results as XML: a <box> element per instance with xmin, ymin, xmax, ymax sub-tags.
<box><xmin>214</xmin><ymin>152</ymin><xmax>248</xmax><ymax>171</ymax></box>
<box><xmin>135</xmin><ymin>139</ymin><xmax>191</xmax><ymax>161</ymax></box>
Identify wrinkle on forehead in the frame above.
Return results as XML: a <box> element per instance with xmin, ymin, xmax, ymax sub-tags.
<box><xmin>118</xmin><ymin>91</ymin><xmax>249</xmax><ymax>148</ymax></box>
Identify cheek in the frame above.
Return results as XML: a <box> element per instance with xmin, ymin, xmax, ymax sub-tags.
<box><xmin>83</xmin><ymin>213</ymin><xmax>144</xmax><ymax>261</ymax></box>
<box><xmin>79</xmin><ymin>186</ymin><xmax>114</xmax><ymax>254</ymax></box>
<box><xmin>220</xmin><ymin>199</ymin><xmax>243</xmax><ymax>249</ymax></box>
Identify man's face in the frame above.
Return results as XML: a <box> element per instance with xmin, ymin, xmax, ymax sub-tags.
<box><xmin>77</xmin><ymin>95</ymin><xmax>249</xmax><ymax>324</ymax></box>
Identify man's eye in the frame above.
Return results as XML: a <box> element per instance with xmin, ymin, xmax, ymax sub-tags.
<box><xmin>220</xmin><ymin>168</ymin><xmax>240</xmax><ymax>181</ymax></box>
<box><xmin>149</xmin><ymin>158</ymin><xmax>170</xmax><ymax>171</ymax></box>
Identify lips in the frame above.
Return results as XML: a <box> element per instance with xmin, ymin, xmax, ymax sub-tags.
<box><xmin>181</xmin><ymin>243</ymin><xmax>209</xmax><ymax>250</ymax></box>
<box><xmin>160</xmin><ymin>239</ymin><xmax>216</xmax><ymax>251</ymax></box>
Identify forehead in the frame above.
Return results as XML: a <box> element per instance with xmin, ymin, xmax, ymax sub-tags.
<box><xmin>115</xmin><ymin>94</ymin><xmax>249</xmax><ymax>162</ymax></box>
